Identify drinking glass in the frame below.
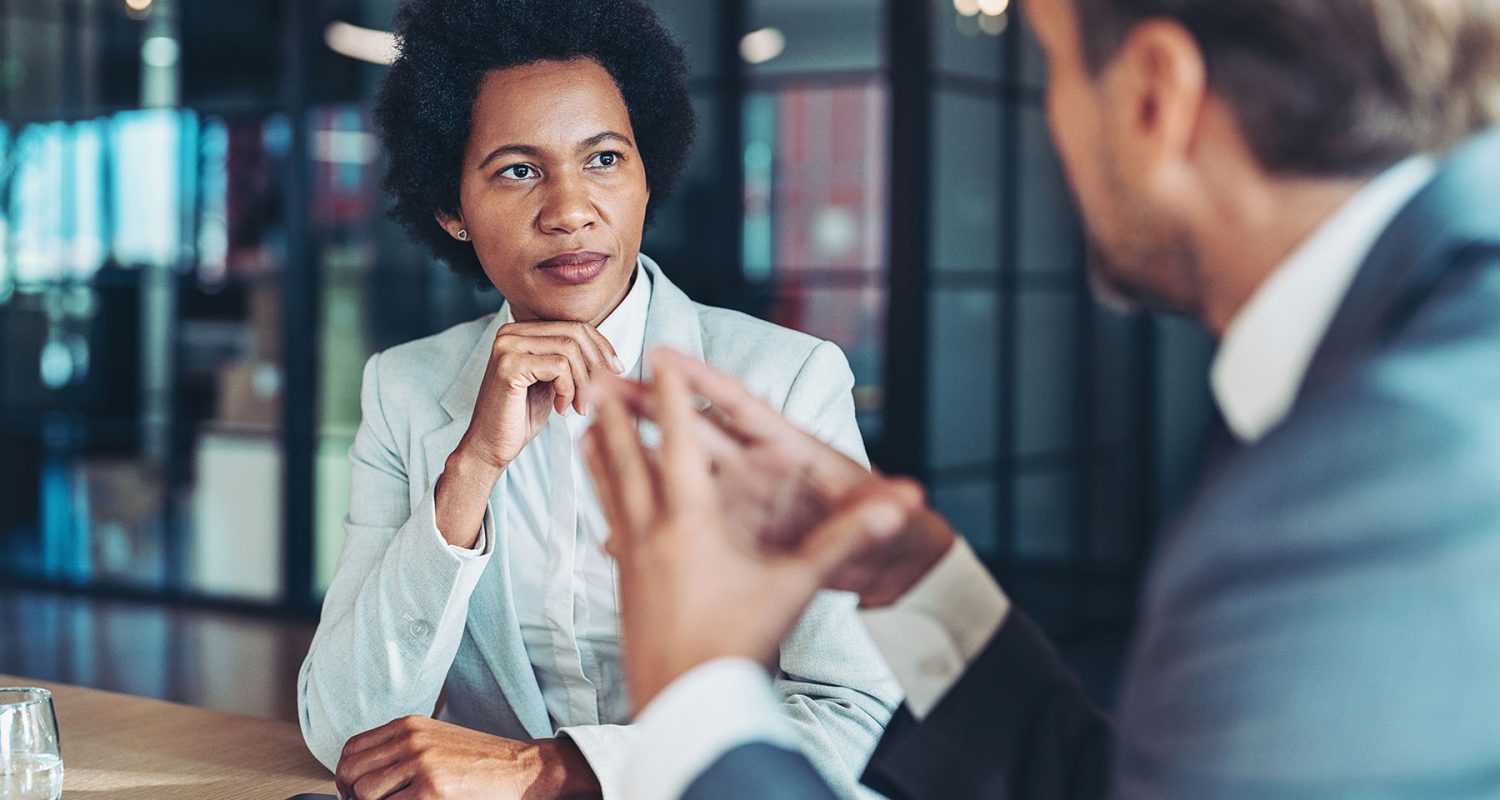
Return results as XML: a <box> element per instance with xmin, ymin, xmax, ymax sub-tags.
<box><xmin>0</xmin><ymin>689</ymin><xmax>62</xmax><ymax>800</ymax></box>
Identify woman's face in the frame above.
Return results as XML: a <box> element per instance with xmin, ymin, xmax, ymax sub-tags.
<box><xmin>442</xmin><ymin>58</ymin><xmax>650</xmax><ymax>325</ymax></box>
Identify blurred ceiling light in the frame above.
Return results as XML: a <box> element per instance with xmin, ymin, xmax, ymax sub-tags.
<box><xmin>141</xmin><ymin>36</ymin><xmax>180</xmax><ymax>68</ymax></box>
<box><xmin>978</xmin><ymin>0</ymin><xmax>1011</xmax><ymax>14</ymax></box>
<box><xmin>979</xmin><ymin>11</ymin><xmax>1010</xmax><ymax>35</ymax></box>
<box><xmin>739</xmin><ymin>27</ymin><xmax>786</xmax><ymax>65</ymax></box>
<box><xmin>325</xmin><ymin>21</ymin><xmax>399</xmax><ymax>66</ymax></box>
<box><xmin>124</xmin><ymin>0</ymin><xmax>152</xmax><ymax>11</ymax></box>
<box><xmin>953</xmin><ymin>0</ymin><xmax>982</xmax><ymax>17</ymax></box>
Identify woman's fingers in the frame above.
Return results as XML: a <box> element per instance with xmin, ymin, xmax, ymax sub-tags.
<box><xmin>498</xmin><ymin>321</ymin><xmax>623</xmax><ymax>377</ymax></box>
<box><xmin>497</xmin><ymin>331</ymin><xmax>595</xmax><ymax>415</ymax></box>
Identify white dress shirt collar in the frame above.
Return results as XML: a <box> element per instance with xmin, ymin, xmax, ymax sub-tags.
<box><xmin>1211</xmin><ymin>156</ymin><xmax>1436</xmax><ymax>443</ymax></box>
<box><xmin>499</xmin><ymin>256</ymin><xmax>652</xmax><ymax>377</ymax></box>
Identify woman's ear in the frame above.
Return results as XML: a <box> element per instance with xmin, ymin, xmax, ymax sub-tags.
<box><xmin>435</xmin><ymin>211</ymin><xmax>469</xmax><ymax>242</ymax></box>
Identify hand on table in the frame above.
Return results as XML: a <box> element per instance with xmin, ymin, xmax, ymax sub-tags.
<box><xmin>334</xmin><ymin>716</ymin><xmax>601</xmax><ymax>800</ymax></box>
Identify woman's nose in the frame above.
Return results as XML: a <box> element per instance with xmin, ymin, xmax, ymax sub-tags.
<box><xmin>538</xmin><ymin>178</ymin><xmax>599</xmax><ymax>234</ymax></box>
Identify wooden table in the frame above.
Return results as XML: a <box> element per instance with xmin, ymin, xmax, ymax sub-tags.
<box><xmin>0</xmin><ymin>674</ymin><xmax>334</xmax><ymax>799</ymax></box>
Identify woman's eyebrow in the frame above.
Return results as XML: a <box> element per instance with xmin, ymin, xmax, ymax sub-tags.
<box><xmin>477</xmin><ymin>143</ymin><xmax>543</xmax><ymax>171</ymax></box>
<box><xmin>476</xmin><ymin>131</ymin><xmax>633</xmax><ymax>171</ymax></box>
<box><xmin>578</xmin><ymin>131</ymin><xmax>635</xmax><ymax>151</ymax></box>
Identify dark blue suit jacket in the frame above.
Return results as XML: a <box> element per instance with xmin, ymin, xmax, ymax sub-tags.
<box><xmin>683</xmin><ymin>128</ymin><xmax>1500</xmax><ymax>800</ymax></box>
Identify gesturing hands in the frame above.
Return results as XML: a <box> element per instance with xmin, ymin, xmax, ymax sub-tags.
<box><xmin>583</xmin><ymin>348</ymin><xmax>955</xmax><ymax>713</ymax></box>
<box><xmin>333</xmin><ymin>716</ymin><xmax>601</xmax><ymax>800</ymax></box>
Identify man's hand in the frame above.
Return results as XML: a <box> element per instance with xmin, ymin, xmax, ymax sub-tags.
<box><xmin>583</xmin><ymin>351</ymin><xmax>928</xmax><ymax>713</ymax></box>
<box><xmin>604</xmin><ymin>348</ymin><xmax>958</xmax><ymax>608</ymax></box>
<box><xmin>334</xmin><ymin>716</ymin><xmax>602</xmax><ymax>800</ymax></box>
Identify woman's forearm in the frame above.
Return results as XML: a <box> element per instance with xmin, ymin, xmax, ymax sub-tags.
<box><xmin>435</xmin><ymin>439</ymin><xmax>505</xmax><ymax>549</ymax></box>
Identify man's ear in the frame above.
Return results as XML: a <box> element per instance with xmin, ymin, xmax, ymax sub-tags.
<box><xmin>1102</xmin><ymin>19</ymin><xmax>1208</xmax><ymax>185</ymax></box>
<box><xmin>435</xmin><ymin>210</ymin><xmax>468</xmax><ymax>241</ymax></box>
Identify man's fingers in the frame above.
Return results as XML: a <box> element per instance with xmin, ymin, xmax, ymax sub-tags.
<box><xmin>609</xmin><ymin>376</ymin><xmax>745</xmax><ymax>465</ymax></box>
<box><xmin>792</xmin><ymin>478</ymin><xmax>925</xmax><ymax>581</ymax></box>
<box><xmin>590</xmin><ymin>373</ymin><xmax>658</xmax><ymax>535</ymax></box>
<box><xmin>650</xmin><ymin>353</ymin><xmax>715</xmax><ymax>510</ymax></box>
<box><xmin>582</xmin><ymin>429</ymin><xmax>635</xmax><ymax>561</ymax></box>
<box><xmin>650</xmin><ymin>348</ymin><xmax>793</xmax><ymax>442</ymax></box>
<box><xmin>652</xmin><ymin>348</ymin><xmax>869</xmax><ymax>498</ymax></box>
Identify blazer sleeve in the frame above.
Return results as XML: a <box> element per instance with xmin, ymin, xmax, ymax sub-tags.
<box><xmin>862</xmin><ymin>612</ymin><xmax>1112</xmax><ymax>800</ymax></box>
<box><xmin>297</xmin><ymin>351</ymin><xmax>497</xmax><ymax>770</ymax></box>
<box><xmin>769</xmin><ymin>340</ymin><xmax>906</xmax><ymax>798</ymax></box>
<box><xmin>683</xmin><ymin>743</ymin><xmax>843</xmax><ymax>800</ymax></box>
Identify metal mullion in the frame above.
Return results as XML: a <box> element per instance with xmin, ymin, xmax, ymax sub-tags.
<box><xmin>1068</xmin><ymin>230</ymin><xmax>1095</xmax><ymax>633</ymax></box>
<box><xmin>713</xmin><ymin>0</ymin><xmax>747</xmax><ymax>312</ymax></box>
<box><xmin>877</xmin><ymin>0</ymin><xmax>932</xmax><ymax>480</ymax></box>
<box><xmin>279</xmin><ymin>0</ymin><xmax>316</xmax><ymax>614</ymax></box>
<box><xmin>993</xmin><ymin>1</ymin><xmax>1023</xmax><ymax>577</ymax></box>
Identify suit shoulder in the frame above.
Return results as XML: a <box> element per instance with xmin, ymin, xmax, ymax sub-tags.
<box><xmin>694</xmin><ymin>303</ymin><xmax>834</xmax><ymax>374</ymax></box>
<box><xmin>367</xmin><ymin>314</ymin><xmax>494</xmax><ymax>400</ymax></box>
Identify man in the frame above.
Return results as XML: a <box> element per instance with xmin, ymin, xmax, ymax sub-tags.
<box><xmin>582</xmin><ymin>0</ymin><xmax>1500</xmax><ymax>798</ymax></box>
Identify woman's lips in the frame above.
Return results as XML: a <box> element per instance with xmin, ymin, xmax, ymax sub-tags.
<box><xmin>534</xmin><ymin>251</ymin><xmax>610</xmax><ymax>285</ymax></box>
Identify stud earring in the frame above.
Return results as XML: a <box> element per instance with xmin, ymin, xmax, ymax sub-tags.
<box><xmin>457</xmin><ymin>229</ymin><xmax>469</xmax><ymax>241</ymax></box>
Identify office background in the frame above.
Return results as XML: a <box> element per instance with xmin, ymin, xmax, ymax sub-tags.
<box><xmin>0</xmin><ymin>0</ymin><xmax>1215</xmax><ymax>717</ymax></box>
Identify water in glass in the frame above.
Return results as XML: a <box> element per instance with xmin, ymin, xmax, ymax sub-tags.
<box><xmin>0</xmin><ymin>689</ymin><xmax>63</xmax><ymax>800</ymax></box>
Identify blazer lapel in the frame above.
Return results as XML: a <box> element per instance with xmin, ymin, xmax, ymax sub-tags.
<box><xmin>639</xmin><ymin>253</ymin><xmax>706</xmax><ymax>362</ymax></box>
<box><xmin>636</xmin><ymin>254</ymin><xmax>705</xmax><ymax>449</ymax></box>
<box><xmin>422</xmin><ymin>309</ymin><xmax>553</xmax><ymax>739</ymax></box>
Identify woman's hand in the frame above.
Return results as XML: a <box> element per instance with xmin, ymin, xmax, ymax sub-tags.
<box><xmin>334</xmin><ymin>716</ymin><xmax>601</xmax><ymax>800</ymax></box>
<box><xmin>458</xmin><ymin>320</ymin><xmax>625</xmax><ymax>471</ymax></box>
<box><xmin>436</xmin><ymin>320</ymin><xmax>623</xmax><ymax>549</ymax></box>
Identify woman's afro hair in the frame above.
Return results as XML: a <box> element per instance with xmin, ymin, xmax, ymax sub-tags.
<box><xmin>374</xmin><ymin>0</ymin><xmax>696</xmax><ymax>284</ymax></box>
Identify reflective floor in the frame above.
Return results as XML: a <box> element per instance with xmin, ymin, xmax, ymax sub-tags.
<box><xmin>0</xmin><ymin>588</ymin><xmax>315</xmax><ymax>723</ymax></box>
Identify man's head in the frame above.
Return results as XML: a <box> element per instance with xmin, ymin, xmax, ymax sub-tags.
<box><xmin>1024</xmin><ymin>0</ymin><xmax>1500</xmax><ymax>324</ymax></box>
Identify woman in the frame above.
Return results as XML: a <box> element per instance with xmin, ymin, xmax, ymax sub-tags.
<box><xmin>297</xmin><ymin>1</ymin><xmax>900</xmax><ymax>798</ymax></box>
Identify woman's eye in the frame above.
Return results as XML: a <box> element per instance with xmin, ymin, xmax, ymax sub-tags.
<box><xmin>589</xmin><ymin>152</ymin><xmax>621</xmax><ymax>168</ymax></box>
<box><xmin>499</xmin><ymin>164</ymin><xmax>536</xmax><ymax>180</ymax></box>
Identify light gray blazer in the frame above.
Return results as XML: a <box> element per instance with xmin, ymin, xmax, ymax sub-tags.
<box><xmin>297</xmin><ymin>254</ymin><xmax>901</xmax><ymax>798</ymax></box>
